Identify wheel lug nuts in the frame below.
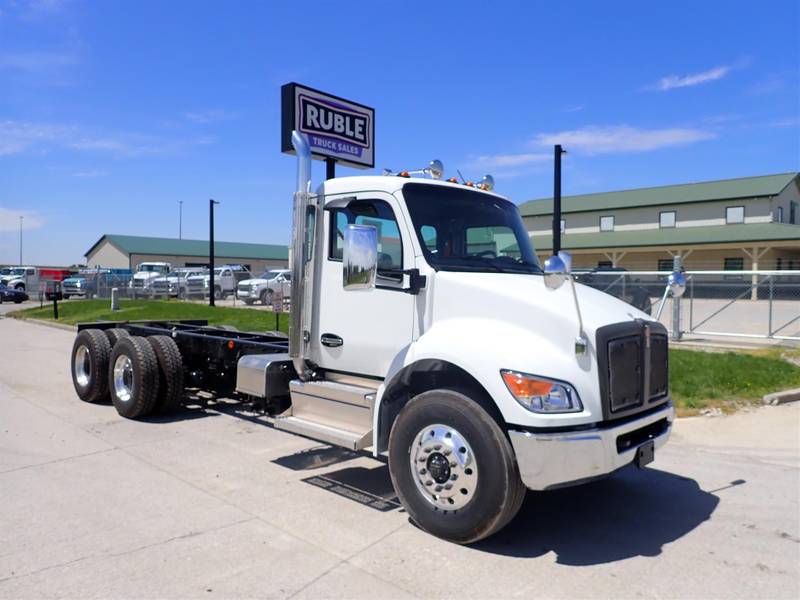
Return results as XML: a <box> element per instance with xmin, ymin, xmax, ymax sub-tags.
<box><xmin>450</xmin><ymin>474</ymin><xmax>458</xmax><ymax>481</ymax></box>
<box><xmin>425</xmin><ymin>480</ymin><xmax>433</xmax><ymax>486</ymax></box>
<box><xmin>433</xmin><ymin>444</ymin><xmax>441</xmax><ymax>450</ymax></box>
<box><xmin>450</xmin><ymin>461</ymin><xmax>457</xmax><ymax>467</ymax></box>
<box><xmin>445</xmin><ymin>483</ymin><xmax>453</xmax><ymax>490</ymax></box>
<box><xmin>419</xmin><ymin>468</ymin><xmax>427</xmax><ymax>475</ymax></box>
<box><xmin>435</xmin><ymin>485</ymin><xmax>443</xmax><ymax>492</ymax></box>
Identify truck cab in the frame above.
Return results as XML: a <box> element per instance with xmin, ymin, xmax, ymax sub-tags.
<box><xmin>130</xmin><ymin>262</ymin><xmax>171</xmax><ymax>293</ymax></box>
<box><xmin>68</xmin><ymin>132</ymin><xmax>681</xmax><ymax>545</ymax></box>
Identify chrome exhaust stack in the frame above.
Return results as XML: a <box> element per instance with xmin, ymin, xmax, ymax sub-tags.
<box><xmin>289</xmin><ymin>130</ymin><xmax>314</xmax><ymax>380</ymax></box>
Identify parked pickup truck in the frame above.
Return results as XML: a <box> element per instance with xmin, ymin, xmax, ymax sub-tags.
<box><xmin>236</xmin><ymin>269</ymin><xmax>291</xmax><ymax>305</ymax></box>
<box><xmin>129</xmin><ymin>262</ymin><xmax>171</xmax><ymax>294</ymax></box>
<box><xmin>186</xmin><ymin>264</ymin><xmax>251</xmax><ymax>299</ymax></box>
<box><xmin>152</xmin><ymin>268</ymin><xmax>208</xmax><ymax>299</ymax></box>
<box><xmin>63</xmin><ymin>268</ymin><xmax>132</xmax><ymax>299</ymax></box>
<box><xmin>68</xmin><ymin>130</ymin><xmax>684</xmax><ymax>545</ymax></box>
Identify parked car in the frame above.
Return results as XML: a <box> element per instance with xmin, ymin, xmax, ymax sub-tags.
<box><xmin>236</xmin><ymin>269</ymin><xmax>291</xmax><ymax>305</ymax></box>
<box><xmin>129</xmin><ymin>262</ymin><xmax>172</xmax><ymax>294</ymax></box>
<box><xmin>62</xmin><ymin>268</ymin><xmax>132</xmax><ymax>299</ymax></box>
<box><xmin>186</xmin><ymin>264</ymin><xmax>251</xmax><ymax>299</ymax></box>
<box><xmin>152</xmin><ymin>268</ymin><xmax>208</xmax><ymax>299</ymax></box>
<box><xmin>573</xmin><ymin>267</ymin><xmax>653</xmax><ymax>314</ymax></box>
<box><xmin>0</xmin><ymin>282</ymin><xmax>29</xmax><ymax>303</ymax></box>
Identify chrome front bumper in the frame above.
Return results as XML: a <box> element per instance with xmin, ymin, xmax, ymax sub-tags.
<box><xmin>508</xmin><ymin>402</ymin><xmax>674</xmax><ymax>491</ymax></box>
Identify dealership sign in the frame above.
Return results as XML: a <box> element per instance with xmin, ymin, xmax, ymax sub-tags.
<box><xmin>281</xmin><ymin>82</ymin><xmax>375</xmax><ymax>169</ymax></box>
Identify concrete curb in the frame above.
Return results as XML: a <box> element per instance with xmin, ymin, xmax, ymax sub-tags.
<box><xmin>763</xmin><ymin>388</ymin><xmax>800</xmax><ymax>405</ymax></box>
<box><xmin>5</xmin><ymin>317</ymin><xmax>76</xmax><ymax>332</ymax></box>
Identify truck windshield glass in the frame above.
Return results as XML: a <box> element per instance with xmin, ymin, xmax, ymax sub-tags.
<box><xmin>402</xmin><ymin>183</ymin><xmax>541</xmax><ymax>273</ymax></box>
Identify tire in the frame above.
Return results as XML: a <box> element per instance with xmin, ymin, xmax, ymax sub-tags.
<box><xmin>147</xmin><ymin>335</ymin><xmax>184</xmax><ymax>414</ymax></box>
<box><xmin>71</xmin><ymin>329</ymin><xmax>112</xmax><ymax>403</ymax></box>
<box><xmin>177</xmin><ymin>289</ymin><xmax>185</xmax><ymax>300</ymax></box>
<box><xmin>105</xmin><ymin>328</ymin><xmax>130</xmax><ymax>347</ymax></box>
<box><xmin>388</xmin><ymin>389</ymin><xmax>525</xmax><ymax>544</ymax></box>
<box><xmin>108</xmin><ymin>336</ymin><xmax>160</xmax><ymax>419</ymax></box>
<box><xmin>260</xmin><ymin>289</ymin><xmax>273</xmax><ymax>306</ymax></box>
<box><xmin>213</xmin><ymin>287</ymin><xmax>223</xmax><ymax>300</ymax></box>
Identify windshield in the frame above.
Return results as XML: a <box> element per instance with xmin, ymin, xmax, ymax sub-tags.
<box><xmin>402</xmin><ymin>183</ymin><xmax>541</xmax><ymax>274</ymax></box>
<box><xmin>1</xmin><ymin>267</ymin><xmax>26</xmax><ymax>277</ymax></box>
<box><xmin>139</xmin><ymin>264</ymin><xmax>168</xmax><ymax>273</ymax></box>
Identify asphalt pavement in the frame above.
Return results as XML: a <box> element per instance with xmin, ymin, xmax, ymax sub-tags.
<box><xmin>0</xmin><ymin>317</ymin><xmax>798</xmax><ymax>599</ymax></box>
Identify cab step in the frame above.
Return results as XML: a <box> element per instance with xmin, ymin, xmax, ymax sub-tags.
<box><xmin>274</xmin><ymin>379</ymin><xmax>376</xmax><ymax>450</ymax></box>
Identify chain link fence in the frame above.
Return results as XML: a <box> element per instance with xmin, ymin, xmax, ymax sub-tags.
<box><xmin>584</xmin><ymin>270</ymin><xmax>800</xmax><ymax>342</ymax></box>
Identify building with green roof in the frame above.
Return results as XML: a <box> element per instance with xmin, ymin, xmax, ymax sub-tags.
<box><xmin>518</xmin><ymin>173</ymin><xmax>800</xmax><ymax>271</ymax></box>
<box><xmin>85</xmin><ymin>234</ymin><xmax>289</xmax><ymax>273</ymax></box>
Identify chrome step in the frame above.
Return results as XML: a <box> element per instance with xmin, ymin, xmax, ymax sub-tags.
<box><xmin>276</xmin><ymin>379</ymin><xmax>377</xmax><ymax>450</ymax></box>
<box><xmin>274</xmin><ymin>416</ymin><xmax>371</xmax><ymax>451</ymax></box>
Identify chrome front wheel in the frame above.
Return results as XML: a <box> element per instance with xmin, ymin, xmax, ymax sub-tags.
<box><xmin>410</xmin><ymin>424</ymin><xmax>478</xmax><ymax>510</ymax></box>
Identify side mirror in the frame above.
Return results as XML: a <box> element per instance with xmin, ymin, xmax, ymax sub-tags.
<box><xmin>668</xmin><ymin>271</ymin><xmax>686</xmax><ymax>298</ymax></box>
<box><xmin>343</xmin><ymin>224</ymin><xmax>378</xmax><ymax>291</ymax></box>
<box><xmin>544</xmin><ymin>251</ymin><xmax>572</xmax><ymax>290</ymax></box>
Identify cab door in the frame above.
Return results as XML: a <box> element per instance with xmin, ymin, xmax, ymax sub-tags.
<box><xmin>313</xmin><ymin>192</ymin><xmax>415</xmax><ymax>378</ymax></box>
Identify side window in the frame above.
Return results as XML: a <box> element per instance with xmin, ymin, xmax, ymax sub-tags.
<box><xmin>328</xmin><ymin>199</ymin><xmax>403</xmax><ymax>282</ymax></box>
<box><xmin>420</xmin><ymin>225</ymin><xmax>438</xmax><ymax>252</ymax></box>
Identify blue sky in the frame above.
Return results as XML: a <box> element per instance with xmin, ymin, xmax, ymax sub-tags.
<box><xmin>1</xmin><ymin>0</ymin><xmax>798</xmax><ymax>266</ymax></box>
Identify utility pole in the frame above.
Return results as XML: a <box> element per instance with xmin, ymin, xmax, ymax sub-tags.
<box><xmin>552</xmin><ymin>145</ymin><xmax>567</xmax><ymax>255</ymax></box>
<box><xmin>19</xmin><ymin>216</ymin><xmax>23</xmax><ymax>265</ymax></box>
<box><xmin>179</xmin><ymin>201</ymin><xmax>183</xmax><ymax>239</ymax></box>
<box><xmin>209</xmin><ymin>199</ymin><xmax>219</xmax><ymax>307</ymax></box>
<box><xmin>326</xmin><ymin>157</ymin><xmax>336</xmax><ymax>180</ymax></box>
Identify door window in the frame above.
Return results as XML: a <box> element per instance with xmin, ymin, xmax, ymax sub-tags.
<box><xmin>329</xmin><ymin>199</ymin><xmax>403</xmax><ymax>283</ymax></box>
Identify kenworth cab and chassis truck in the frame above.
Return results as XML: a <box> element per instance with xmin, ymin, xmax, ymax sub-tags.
<box><xmin>69</xmin><ymin>131</ymin><xmax>684</xmax><ymax>543</ymax></box>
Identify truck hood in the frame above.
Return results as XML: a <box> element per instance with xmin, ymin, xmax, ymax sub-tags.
<box><xmin>238</xmin><ymin>278</ymin><xmax>272</xmax><ymax>286</ymax></box>
<box><xmin>134</xmin><ymin>272</ymin><xmax>160</xmax><ymax>280</ymax></box>
<box><xmin>62</xmin><ymin>277</ymin><xmax>86</xmax><ymax>284</ymax></box>
<box><xmin>419</xmin><ymin>271</ymin><xmax>663</xmax><ymax>427</ymax></box>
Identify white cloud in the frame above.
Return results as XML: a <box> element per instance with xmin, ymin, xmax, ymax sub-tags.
<box><xmin>532</xmin><ymin>125</ymin><xmax>715</xmax><ymax>154</ymax></box>
<box><xmin>72</xmin><ymin>169</ymin><xmax>108</xmax><ymax>178</ymax></box>
<box><xmin>183</xmin><ymin>109</ymin><xmax>239</xmax><ymax>124</ymax></box>
<box><xmin>0</xmin><ymin>207</ymin><xmax>45</xmax><ymax>232</ymax></box>
<box><xmin>0</xmin><ymin>119</ymin><xmax>215</xmax><ymax>157</ymax></box>
<box><xmin>469</xmin><ymin>153</ymin><xmax>551</xmax><ymax>169</ymax></box>
<box><xmin>0</xmin><ymin>50</ymin><xmax>78</xmax><ymax>70</ymax></box>
<box><xmin>648</xmin><ymin>65</ymin><xmax>730</xmax><ymax>91</ymax></box>
<box><xmin>565</xmin><ymin>105</ymin><xmax>585</xmax><ymax>113</ymax></box>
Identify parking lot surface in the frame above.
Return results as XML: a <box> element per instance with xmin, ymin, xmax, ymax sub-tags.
<box><xmin>1</xmin><ymin>317</ymin><xmax>798</xmax><ymax>599</ymax></box>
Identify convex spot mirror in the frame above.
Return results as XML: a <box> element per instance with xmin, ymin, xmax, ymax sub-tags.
<box><xmin>544</xmin><ymin>251</ymin><xmax>573</xmax><ymax>290</ymax></box>
<box><xmin>668</xmin><ymin>271</ymin><xmax>686</xmax><ymax>298</ymax></box>
<box><xmin>343</xmin><ymin>224</ymin><xmax>378</xmax><ymax>291</ymax></box>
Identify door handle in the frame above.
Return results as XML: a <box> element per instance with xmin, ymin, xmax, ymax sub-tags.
<box><xmin>320</xmin><ymin>333</ymin><xmax>343</xmax><ymax>348</ymax></box>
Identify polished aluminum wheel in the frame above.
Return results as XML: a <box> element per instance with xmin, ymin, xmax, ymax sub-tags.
<box><xmin>410</xmin><ymin>423</ymin><xmax>478</xmax><ymax>510</ymax></box>
<box><xmin>113</xmin><ymin>354</ymin><xmax>134</xmax><ymax>402</ymax></box>
<box><xmin>73</xmin><ymin>345</ymin><xmax>91</xmax><ymax>388</ymax></box>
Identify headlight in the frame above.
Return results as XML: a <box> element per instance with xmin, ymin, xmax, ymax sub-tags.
<box><xmin>75</xmin><ymin>281</ymin><xmax>82</xmax><ymax>287</ymax></box>
<box><xmin>501</xmin><ymin>370</ymin><xmax>583</xmax><ymax>413</ymax></box>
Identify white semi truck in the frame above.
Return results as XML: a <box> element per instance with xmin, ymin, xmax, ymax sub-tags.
<box><xmin>69</xmin><ymin>131</ymin><xmax>683</xmax><ymax>543</ymax></box>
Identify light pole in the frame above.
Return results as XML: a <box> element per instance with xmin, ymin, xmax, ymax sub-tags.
<box><xmin>179</xmin><ymin>201</ymin><xmax>183</xmax><ymax>239</ymax></box>
<box><xmin>19</xmin><ymin>216</ymin><xmax>23</xmax><ymax>266</ymax></box>
<box><xmin>209</xmin><ymin>199</ymin><xmax>219</xmax><ymax>307</ymax></box>
<box><xmin>552</xmin><ymin>145</ymin><xmax>567</xmax><ymax>255</ymax></box>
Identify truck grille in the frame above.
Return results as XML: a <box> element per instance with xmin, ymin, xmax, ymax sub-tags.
<box><xmin>63</xmin><ymin>283</ymin><xmax>82</xmax><ymax>294</ymax></box>
<box><xmin>596</xmin><ymin>321</ymin><xmax>669</xmax><ymax>421</ymax></box>
<box><xmin>133</xmin><ymin>279</ymin><xmax>146</xmax><ymax>289</ymax></box>
<box><xmin>152</xmin><ymin>281</ymin><xmax>170</xmax><ymax>292</ymax></box>
<box><xmin>237</xmin><ymin>283</ymin><xmax>251</xmax><ymax>295</ymax></box>
<box><xmin>187</xmin><ymin>280</ymin><xmax>205</xmax><ymax>291</ymax></box>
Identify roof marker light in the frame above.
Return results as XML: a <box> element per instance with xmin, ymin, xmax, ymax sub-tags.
<box><xmin>477</xmin><ymin>174</ymin><xmax>495</xmax><ymax>191</ymax></box>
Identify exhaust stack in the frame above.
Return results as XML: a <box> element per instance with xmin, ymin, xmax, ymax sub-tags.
<box><xmin>289</xmin><ymin>130</ymin><xmax>314</xmax><ymax>380</ymax></box>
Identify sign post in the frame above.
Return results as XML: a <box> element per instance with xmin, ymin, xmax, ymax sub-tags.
<box><xmin>272</xmin><ymin>290</ymin><xmax>283</xmax><ymax>332</ymax></box>
<box><xmin>281</xmin><ymin>83</ymin><xmax>375</xmax><ymax>173</ymax></box>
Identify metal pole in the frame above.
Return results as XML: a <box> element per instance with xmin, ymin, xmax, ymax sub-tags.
<box><xmin>552</xmin><ymin>145</ymin><xmax>566</xmax><ymax>254</ymax></box>
<box><xmin>671</xmin><ymin>255</ymin><xmax>683</xmax><ymax>341</ymax></box>
<box><xmin>768</xmin><ymin>275</ymin><xmax>774</xmax><ymax>337</ymax></box>
<box><xmin>19</xmin><ymin>216</ymin><xmax>23</xmax><ymax>265</ymax></box>
<box><xmin>326</xmin><ymin>157</ymin><xmax>336</xmax><ymax>180</ymax></box>
<box><xmin>209</xmin><ymin>199</ymin><xmax>218</xmax><ymax>307</ymax></box>
<box><xmin>179</xmin><ymin>201</ymin><xmax>183</xmax><ymax>240</ymax></box>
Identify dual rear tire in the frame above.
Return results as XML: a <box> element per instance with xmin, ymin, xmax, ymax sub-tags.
<box><xmin>70</xmin><ymin>329</ymin><xmax>184</xmax><ymax>419</ymax></box>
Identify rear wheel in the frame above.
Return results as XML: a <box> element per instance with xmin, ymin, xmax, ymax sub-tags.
<box><xmin>71</xmin><ymin>329</ymin><xmax>112</xmax><ymax>403</ymax></box>
<box><xmin>388</xmin><ymin>389</ymin><xmax>525</xmax><ymax>544</ymax></box>
<box><xmin>147</xmin><ymin>335</ymin><xmax>184</xmax><ymax>414</ymax></box>
<box><xmin>105</xmin><ymin>328</ymin><xmax>130</xmax><ymax>347</ymax></box>
<box><xmin>108</xmin><ymin>336</ymin><xmax>160</xmax><ymax>419</ymax></box>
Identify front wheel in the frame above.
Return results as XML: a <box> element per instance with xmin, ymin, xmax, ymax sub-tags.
<box><xmin>213</xmin><ymin>287</ymin><xmax>222</xmax><ymax>300</ymax></box>
<box><xmin>260</xmin><ymin>289</ymin><xmax>273</xmax><ymax>306</ymax></box>
<box><xmin>388</xmin><ymin>389</ymin><xmax>525</xmax><ymax>544</ymax></box>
